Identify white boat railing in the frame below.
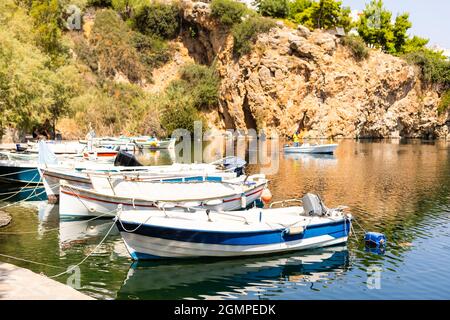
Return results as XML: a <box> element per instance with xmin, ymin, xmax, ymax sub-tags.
<box><xmin>269</xmin><ymin>199</ymin><xmax>303</xmax><ymax>208</ymax></box>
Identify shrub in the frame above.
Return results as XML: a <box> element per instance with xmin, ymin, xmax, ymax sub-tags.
<box><xmin>438</xmin><ymin>90</ymin><xmax>450</xmax><ymax>114</ymax></box>
<box><xmin>160</xmin><ymin>85</ymin><xmax>206</xmax><ymax>135</ymax></box>
<box><xmin>87</xmin><ymin>0</ymin><xmax>112</xmax><ymax>7</ymax></box>
<box><xmin>210</xmin><ymin>0</ymin><xmax>249</xmax><ymax>26</ymax></box>
<box><xmin>132</xmin><ymin>32</ymin><xmax>172</xmax><ymax>72</ymax></box>
<box><xmin>90</xmin><ymin>9</ymin><xmax>145</xmax><ymax>82</ymax></box>
<box><xmin>255</xmin><ymin>0</ymin><xmax>290</xmax><ymax>18</ymax></box>
<box><xmin>341</xmin><ymin>35</ymin><xmax>369</xmax><ymax>61</ymax></box>
<box><xmin>403</xmin><ymin>49</ymin><xmax>450</xmax><ymax>86</ymax></box>
<box><xmin>232</xmin><ymin>16</ymin><xmax>276</xmax><ymax>57</ymax></box>
<box><xmin>133</xmin><ymin>2</ymin><xmax>180</xmax><ymax>39</ymax></box>
<box><xmin>178</xmin><ymin>63</ymin><xmax>220</xmax><ymax>109</ymax></box>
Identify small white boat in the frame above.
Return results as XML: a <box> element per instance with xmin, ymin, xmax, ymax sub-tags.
<box><xmin>40</xmin><ymin>164</ymin><xmax>238</xmax><ymax>200</ymax></box>
<box><xmin>283</xmin><ymin>143</ymin><xmax>338</xmax><ymax>154</ymax></box>
<box><xmin>115</xmin><ymin>194</ymin><xmax>352</xmax><ymax>260</ymax></box>
<box><xmin>59</xmin><ymin>174</ymin><xmax>267</xmax><ymax>217</ymax></box>
<box><xmin>133</xmin><ymin>137</ymin><xmax>176</xmax><ymax>150</ymax></box>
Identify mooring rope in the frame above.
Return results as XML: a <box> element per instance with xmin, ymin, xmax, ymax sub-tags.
<box><xmin>0</xmin><ymin>253</ymin><xmax>65</xmax><ymax>269</ymax></box>
<box><xmin>0</xmin><ymin>167</ymin><xmax>38</xmax><ymax>177</ymax></box>
<box><xmin>0</xmin><ymin>209</ymin><xmax>117</xmax><ymax>235</ymax></box>
<box><xmin>48</xmin><ymin>220</ymin><xmax>117</xmax><ymax>279</ymax></box>
<box><xmin>0</xmin><ymin>171</ymin><xmax>41</xmax><ymax>202</ymax></box>
<box><xmin>0</xmin><ymin>180</ymin><xmax>45</xmax><ymax>210</ymax></box>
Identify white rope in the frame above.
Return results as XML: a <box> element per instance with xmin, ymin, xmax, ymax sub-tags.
<box><xmin>0</xmin><ymin>167</ymin><xmax>38</xmax><ymax>177</ymax></box>
<box><xmin>0</xmin><ymin>180</ymin><xmax>45</xmax><ymax>210</ymax></box>
<box><xmin>0</xmin><ymin>209</ymin><xmax>117</xmax><ymax>235</ymax></box>
<box><xmin>0</xmin><ymin>253</ymin><xmax>65</xmax><ymax>269</ymax></box>
<box><xmin>48</xmin><ymin>220</ymin><xmax>117</xmax><ymax>279</ymax></box>
<box><xmin>115</xmin><ymin>206</ymin><xmax>154</xmax><ymax>233</ymax></box>
<box><xmin>0</xmin><ymin>172</ymin><xmax>41</xmax><ymax>202</ymax></box>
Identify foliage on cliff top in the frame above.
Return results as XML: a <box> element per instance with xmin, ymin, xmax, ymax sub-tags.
<box><xmin>403</xmin><ymin>49</ymin><xmax>450</xmax><ymax>87</ymax></box>
<box><xmin>232</xmin><ymin>16</ymin><xmax>277</xmax><ymax>57</ymax></box>
<box><xmin>254</xmin><ymin>0</ymin><xmax>352</xmax><ymax>32</ymax></box>
<box><xmin>88</xmin><ymin>9</ymin><xmax>145</xmax><ymax>82</ymax></box>
<box><xmin>210</xmin><ymin>0</ymin><xmax>250</xmax><ymax>26</ymax></box>
<box><xmin>132</xmin><ymin>2</ymin><xmax>180</xmax><ymax>39</ymax></box>
<box><xmin>438</xmin><ymin>90</ymin><xmax>450</xmax><ymax>114</ymax></box>
<box><xmin>341</xmin><ymin>35</ymin><xmax>369</xmax><ymax>61</ymax></box>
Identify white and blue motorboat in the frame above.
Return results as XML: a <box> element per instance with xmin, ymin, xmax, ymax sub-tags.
<box><xmin>115</xmin><ymin>194</ymin><xmax>352</xmax><ymax>260</ymax></box>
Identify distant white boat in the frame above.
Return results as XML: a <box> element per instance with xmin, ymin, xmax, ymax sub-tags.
<box><xmin>283</xmin><ymin>143</ymin><xmax>338</xmax><ymax>154</ymax></box>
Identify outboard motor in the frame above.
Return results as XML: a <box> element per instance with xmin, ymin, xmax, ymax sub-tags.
<box><xmin>223</xmin><ymin>157</ymin><xmax>247</xmax><ymax>176</ymax></box>
<box><xmin>114</xmin><ymin>150</ymin><xmax>143</xmax><ymax>167</ymax></box>
<box><xmin>302</xmin><ymin>193</ymin><xmax>328</xmax><ymax>216</ymax></box>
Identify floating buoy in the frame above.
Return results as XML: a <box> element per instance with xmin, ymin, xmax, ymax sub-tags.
<box><xmin>364</xmin><ymin>232</ymin><xmax>386</xmax><ymax>247</ymax></box>
<box><xmin>261</xmin><ymin>188</ymin><xmax>272</xmax><ymax>204</ymax></box>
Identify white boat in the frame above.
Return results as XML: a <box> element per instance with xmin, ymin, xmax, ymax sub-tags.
<box><xmin>133</xmin><ymin>137</ymin><xmax>176</xmax><ymax>150</ymax></box>
<box><xmin>59</xmin><ymin>174</ymin><xmax>267</xmax><ymax>218</ymax></box>
<box><xmin>283</xmin><ymin>143</ymin><xmax>338</xmax><ymax>154</ymax></box>
<box><xmin>40</xmin><ymin>164</ymin><xmax>238</xmax><ymax>200</ymax></box>
<box><xmin>115</xmin><ymin>194</ymin><xmax>352</xmax><ymax>260</ymax></box>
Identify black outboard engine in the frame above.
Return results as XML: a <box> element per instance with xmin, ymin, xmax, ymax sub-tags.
<box><xmin>223</xmin><ymin>157</ymin><xmax>247</xmax><ymax>176</ymax></box>
<box><xmin>114</xmin><ymin>150</ymin><xmax>143</xmax><ymax>167</ymax></box>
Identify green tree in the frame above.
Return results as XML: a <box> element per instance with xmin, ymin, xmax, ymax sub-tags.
<box><xmin>293</xmin><ymin>0</ymin><xmax>352</xmax><ymax>31</ymax></box>
<box><xmin>177</xmin><ymin>63</ymin><xmax>220</xmax><ymax>109</ymax></box>
<box><xmin>288</xmin><ymin>0</ymin><xmax>312</xmax><ymax>18</ymax></box>
<box><xmin>254</xmin><ymin>0</ymin><xmax>290</xmax><ymax>18</ymax></box>
<box><xmin>393</xmin><ymin>13</ymin><xmax>412</xmax><ymax>53</ymax></box>
<box><xmin>210</xmin><ymin>0</ymin><xmax>249</xmax><ymax>26</ymax></box>
<box><xmin>133</xmin><ymin>2</ymin><xmax>180</xmax><ymax>39</ymax></box>
<box><xmin>46</xmin><ymin>65</ymin><xmax>82</xmax><ymax>135</ymax></box>
<box><xmin>403</xmin><ymin>35</ymin><xmax>428</xmax><ymax>54</ymax></box>
<box><xmin>160</xmin><ymin>84</ymin><xmax>206</xmax><ymax>135</ymax></box>
<box><xmin>30</xmin><ymin>0</ymin><xmax>64</xmax><ymax>58</ymax></box>
<box><xmin>112</xmin><ymin>0</ymin><xmax>146</xmax><ymax>19</ymax></box>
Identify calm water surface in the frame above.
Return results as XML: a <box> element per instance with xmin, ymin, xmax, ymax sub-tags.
<box><xmin>1</xmin><ymin>140</ymin><xmax>449</xmax><ymax>299</ymax></box>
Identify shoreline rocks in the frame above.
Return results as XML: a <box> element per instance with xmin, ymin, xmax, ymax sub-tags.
<box><xmin>0</xmin><ymin>210</ymin><xmax>12</xmax><ymax>228</ymax></box>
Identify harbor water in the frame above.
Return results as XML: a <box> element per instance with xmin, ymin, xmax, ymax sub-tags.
<box><xmin>0</xmin><ymin>140</ymin><xmax>449</xmax><ymax>299</ymax></box>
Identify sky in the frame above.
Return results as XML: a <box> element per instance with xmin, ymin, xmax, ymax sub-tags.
<box><xmin>341</xmin><ymin>0</ymin><xmax>450</xmax><ymax>50</ymax></box>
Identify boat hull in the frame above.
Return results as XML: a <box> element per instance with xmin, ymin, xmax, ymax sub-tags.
<box><xmin>59</xmin><ymin>181</ymin><xmax>265</xmax><ymax>217</ymax></box>
<box><xmin>0</xmin><ymin>163</ymin><xmax>40</xmax><ymax>184</ymax></box>
<box><xmin>117</xmin><ymin>215</ymin><xmax>350</xmax><ymax>260</ymax></box>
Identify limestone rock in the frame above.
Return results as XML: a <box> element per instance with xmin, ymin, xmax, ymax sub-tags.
<box><xmin>0</xmin><ymin>210</ymin><xmax>11</xmax><ymax>228</ymax></box>
<box><xmin>182</xmin><ymin>1</ymin><xmax>450</xmax><ymax>138</ymax></box>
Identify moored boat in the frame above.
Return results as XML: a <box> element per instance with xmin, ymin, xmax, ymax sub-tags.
<box><xmin>114</xmin><ymin>193</ymin><xmax>352</xmax><ymax>260</ymax></box>
<box><xmin>283</xmin><ymin>143</ymin><xmax>338</xmax><ymax>154</ymax></box>
<box><xmin>59</xmin><ymin>174</ymin><xmax>267</xmax><ymax>217</ymax></box>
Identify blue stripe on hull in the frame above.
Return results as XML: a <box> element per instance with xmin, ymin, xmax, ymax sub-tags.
<box><xmin>0</xmin><ymin>166</ymin><xmax>40</xmax><ymax>184</ymax></box>
<box><xmin>117</xmin><ymin>219</ymin><xmax>351</xmax><ymax>246</ymax></box>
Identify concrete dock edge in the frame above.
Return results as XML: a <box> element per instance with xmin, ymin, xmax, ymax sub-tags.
<box><xmin>0</xmin><ymin>262</ymin><xmax>94</xmax><ymax>300</ymax></box>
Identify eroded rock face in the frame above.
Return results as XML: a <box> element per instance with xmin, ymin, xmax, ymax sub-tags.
<box><xmin>185</xmin><ymin>1</ymin><xmax>450</xmax><ymax>138</ymax></box>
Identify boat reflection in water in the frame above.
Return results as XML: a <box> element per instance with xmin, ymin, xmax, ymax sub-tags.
<box><xmin>283</xmin><ymin>152</ymin><xmax>337</xmax><ymax>166</ymax></box>
<box><xmin>117</xmin><ymin>246</ymin><xmax>350</xmax><ymax>300</ymax></box>
<box><xmin>36</xmin><ymin>202</ymin><xmax>120</xmax><ymax>251</ymax></box>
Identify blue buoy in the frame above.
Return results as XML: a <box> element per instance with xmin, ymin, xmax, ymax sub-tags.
<box><xmin>364</xmin><ymin>232</ymin><xmax>386</xmax><ymax>247</ymax></box>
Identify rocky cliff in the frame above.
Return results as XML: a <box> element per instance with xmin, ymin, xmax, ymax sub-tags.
<box><xmin>180</xmin><ymin>0</ymin><xmax>450</xmax><ymax>139</ymax></box>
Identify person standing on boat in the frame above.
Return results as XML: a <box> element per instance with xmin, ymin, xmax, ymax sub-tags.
<box><xmin>293</xmin><ymin>132</ymin><xmax>300</xmax><ymax>147</ymax></box>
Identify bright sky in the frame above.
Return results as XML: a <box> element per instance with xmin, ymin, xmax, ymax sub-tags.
<box><xmin>341</xmin><ymin>0</ymin><xmax>450</xmax><ymax>49</ymax></box>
